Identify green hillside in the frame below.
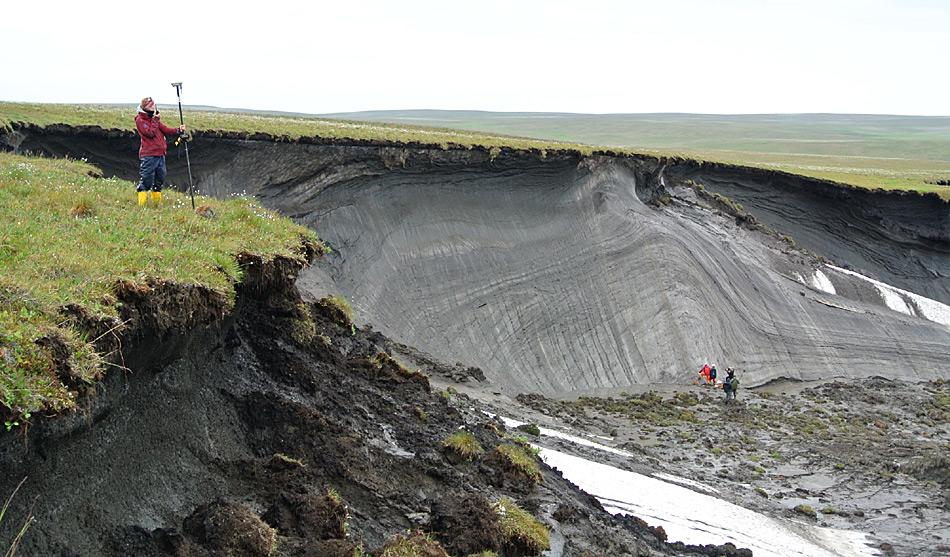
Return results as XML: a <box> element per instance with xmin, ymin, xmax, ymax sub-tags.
<box><xmin>0</xmin><ymin>102</ymin><xmax>590</xmax><ymax>152</ymax></box>
<box><xmin>325</xmin><ymin>110</ymin><xmax>950</xmax><ymax>199</ymax></box>
<box><xmin>4</xmin><ymin>102</ymin><xmax>949</xmax><ymax>198</ymax></box>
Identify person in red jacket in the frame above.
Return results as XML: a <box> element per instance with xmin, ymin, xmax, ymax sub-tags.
<box><xmin>134</xmin><ymin>97</ymin><xmax>185</xmax><ymax>205</ymax></box>
<box><xmin>697</xmin><ymin>362</ymin><xmax>711</xmax><ymax>385</ymax></box>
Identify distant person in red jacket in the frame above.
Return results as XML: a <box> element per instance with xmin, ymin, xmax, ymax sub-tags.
<box><xmin>697</xmin><ymin>362</ymin><xmax>711</xmax><ymax>385</ymax></box>
<box><xmin>134</xmin><ymin>97</ymin><xmax>184</xmax><ymax>206</ymax></box>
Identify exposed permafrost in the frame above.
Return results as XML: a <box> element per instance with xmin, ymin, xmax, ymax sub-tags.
<box><xmin>539</xmin><ymin>448</ymin><xmax>878</xmax><ymax>557</ymax></box>
<box><xmin>12</xmin><ymin>127</ymin><xmax>948</xmax><ymax>389</ymax></box>
<box><xmin>827</xmin><ymin>265</ymin><xmax>950</xmax><ymax>328</ymax></box>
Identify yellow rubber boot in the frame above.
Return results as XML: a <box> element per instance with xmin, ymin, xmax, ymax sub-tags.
<box><xmin>151</xmin><ymin>191</ymin><xmax>162</xmax><ymax>205</ymax></box>
<box><xmin>137</xmin><ymin>191</ymin><xmax>148</xmax><ymax>206</ymax></box>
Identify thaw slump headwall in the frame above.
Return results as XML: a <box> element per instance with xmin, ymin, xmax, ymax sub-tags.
<box><xmin>666</xmin><ymin>163</ymin><xmax>950</xmax><ymax>304</ymax></box>
<box><xmin>6</xmin><ymin>126</ymin><xmax>950</xmax><ymax>394</ymax></box>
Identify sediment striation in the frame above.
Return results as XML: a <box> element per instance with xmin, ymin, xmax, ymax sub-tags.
<box><xmin>4</xmin><ymin>124</ymin><xmax>948</xmax><ymax>395</ymax></box>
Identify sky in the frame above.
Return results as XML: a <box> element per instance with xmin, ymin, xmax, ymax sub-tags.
<box><xmin>1</xmin><ymin>0</ymin><xmax>948</xmax><ymax>115</ymax></box>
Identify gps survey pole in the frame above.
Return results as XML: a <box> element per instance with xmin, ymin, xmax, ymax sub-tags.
<box><xmin>171</xmin><ymin>82</ymin><xmax>196</xmax><ymax>210</ymax></box>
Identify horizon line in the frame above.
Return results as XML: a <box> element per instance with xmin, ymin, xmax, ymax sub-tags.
<box><xmin>2</xmin><ymin>100</ymin><xmax>949</xmax><ymax>119</ymax></box>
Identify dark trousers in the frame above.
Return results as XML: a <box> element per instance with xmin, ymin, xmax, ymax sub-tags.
<box><xmin>137</xmin><ymin>156</ymin><xmax>167</xmax><ymax>192</ymax></box>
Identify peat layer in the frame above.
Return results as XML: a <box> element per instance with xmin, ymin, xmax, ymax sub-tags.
<box><xmin>4</xmin><ymin>124</ymin><xmax>949</xmax><ymax>397</ymax></box>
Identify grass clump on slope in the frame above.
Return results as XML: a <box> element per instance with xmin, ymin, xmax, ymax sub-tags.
<box><xmin>494</xmin><ymin>444</ymin><xmax>543</xmax><ymax>485</ymax></box>
<box><xmin>492</xmin><ymin>498</ymin><xmax>550</xmax><ymax>556</ymax></box>
<box><xmin>379</xmin><ymin>530</ymin><xmax>449</xmax><ymax>557</ymax></box>
<box><xmin>442</xmin><ymin>430</ymin><xmax>485</xmax><ymax>462</ymax></box>
<box><xmin>0</xmin><ymin>152</ymin><xmax>317</xmax><ymax>428</ymax></box>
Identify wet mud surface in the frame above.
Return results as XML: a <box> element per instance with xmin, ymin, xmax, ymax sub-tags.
<box><xmin>468</xmin><ymin>378</ymin><xmax>950</xmax><ymax>556</ymax></box>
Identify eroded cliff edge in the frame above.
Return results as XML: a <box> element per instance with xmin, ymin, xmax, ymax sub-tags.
<box><xmin>4</xmin><ymin>124</ymin><xmax>948</xmax><ymax>394</ymax></box>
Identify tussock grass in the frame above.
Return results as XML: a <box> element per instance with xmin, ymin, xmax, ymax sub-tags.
<box><xmin>0</xmin><ymin>152</ymin><xmax>316</xmax><ymax>427</ymax></box>
<box><xmin>492</xmin><ymin>497</ymin><xmax>550</xmax><ymax>555</ymax></box>
<box><xmin>316</xmin><ymin>295</ymin><xmax>355</xmax><ymax>330</ymax></box>
<box><xmin>793</xmin><ymin>504</ymin><xmax>817</xmax><ymax>518</ymax></box>
<box><xmin>379</xmin><ymin>530</ymin><xmax>449</xmax><ymax>557</ymax></box>
<box><xmin>442</xmin><ymin>430</ymin><xmax>484</xmax><ymax>462</ymax></box>
<box><xmin>514</xmin><ymin>423</ymin><xmax>541</xmax><ymax>436</ymax></box>
<box><xmin>494</xmin><ymin>444</ymin><xmax>542</xmax><ymax>485</ymax></box>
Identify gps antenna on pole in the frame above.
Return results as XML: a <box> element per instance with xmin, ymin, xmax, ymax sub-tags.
<box><xmin>171</xmin><ymin>82</ymin><xmax>196</xmax><ymax>210</ymax></box>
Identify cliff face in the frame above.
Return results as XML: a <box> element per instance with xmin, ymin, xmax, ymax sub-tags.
<box><xmin>665</xmin><ymin>161</ymin><xmax>949</xmax><ymax>303</ymax></box>
<box><xmin>0</xmin><ymin>241</ymin><xmax>711</xmax><ymax>557</ymax></box>
<box><xmin>5</xmin><ymin>125</ymin><xmax>949</xmax><ymax>395</ymax></box>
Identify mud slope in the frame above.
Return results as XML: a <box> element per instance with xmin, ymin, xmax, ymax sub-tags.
<box><xmin>6</xmin><ymin>126</ymin><xmax>949</xmax><ymax>395</ymax></box>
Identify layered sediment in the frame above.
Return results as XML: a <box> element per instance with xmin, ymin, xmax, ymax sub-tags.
<box><xmin>4</xmin><ymin>125</ymin><xmax>948</xmax><ymax>395</ymax></box>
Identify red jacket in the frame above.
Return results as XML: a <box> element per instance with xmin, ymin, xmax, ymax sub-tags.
<box><xmin>135</xmin><ymin>109</ymin><xmax>180</xmax><ymax>158</ymax></box>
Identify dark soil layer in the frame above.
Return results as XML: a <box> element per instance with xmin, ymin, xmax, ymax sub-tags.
<box><xmin>503</xmin><ymin>379</ymin><xmax>950</xmax><ymax>556</ymax></box>
<box><xmin>0</xmin><ymin>256</ymin><xmax>748</xmax><ymax>556</ymax></box>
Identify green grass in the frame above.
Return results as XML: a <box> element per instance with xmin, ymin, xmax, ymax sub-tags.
<box><xmin>0</xmin><ymin>102</ymin><xmax>592</xmax><ymax>153</ymax></box>
<box><xmin>492</xmin><ymin>497</ymin><xmax>550</xmax><ymax>555</ymax></box>
<box><xmin>322</xmin><ymin>295</ymin><xmax>353</xmax><ymax>322</ymax></box>
<box><xmin>0</xmin><ymin>151</ymin><xmax>316</xmax><ymax>427</ymax></box>
<box><xmin>442</xmin><ymin>430</ymin><xmax>485</xmax><ymax>461</ymax></box>
<box><xmin>514</xmin><ymin>423</ymin><xmax>541</xmax><ymax>436</ymax></box>
<box><xmin>793</xmin><ymin>504</ymin><xmax>817</xmax><ymax>518</ymax></box>
<box><xmin>6</xmin><ymin>102</ymin><xmax>945</xmax><ymax>199</ymax></box>
<box><xmin>328</xmin><ymin>110</ymin><xmax>950</xmax><ymax>200</ymax></box>
<box><xmin>665</xmin><ymin>148</ymin><xmax>950</xmax><ymax>199</ymax></box>
<box><xmin>379</xmin><ymin>531</ymin><xmax>449</xmax><ymax>557</ymax></box>
<box><xmin>494</xmin><ymin>444</ymin><xmax>542</xmax><ymax>485</ymax></box>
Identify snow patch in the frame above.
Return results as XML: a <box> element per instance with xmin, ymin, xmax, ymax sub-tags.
<box><xmin>652</xmin><ymin>472</ymin><xmax>720</xmax><ymax>495</ymax></box>
<box><xmin>496</xmin><ymin>414</ymin><xmax>720</xmax><ymax>494</ymax></box>
<box><xmin>876</xmin><ymin>286</ymin><xmax>913</xmax><ymax>316</ymax></box>
<box><xmin>828</xmin><ymin>265</ymin><xmax>950</xmax><ymax>327</ymax></box>
<box><xmin>495</xmin><ymin>415</ymin><xmax>634</xmax><ymax>458</ymax></box>
<box><xmin>810</xmin><ymin>270</ymin><xmax>837</xmax><ymax>295</ymax></box>
<box><xmin>539</xmin><ymin>447</ymin><xmax>878</xmax><ymax>557</ymax></box>
<box><xmin>489</xmin><ymin>412</ymin><xmax>878</xmax><ymax>555</ymax></box>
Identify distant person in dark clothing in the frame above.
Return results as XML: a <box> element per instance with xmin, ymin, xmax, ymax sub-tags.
<box><xmin>709</xmin><ymin>365</ymin><xmax>718</xmax><ymax>386</ymax></box>
<box><xmin>723</xmin><ymin>368</ymin><xmax>739</xmax><ymax>402</ymax></box>
<box><xmin>134</xmin><ymin>97</ymin><xmax>185</xmax><ymax>206</ymax></box>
